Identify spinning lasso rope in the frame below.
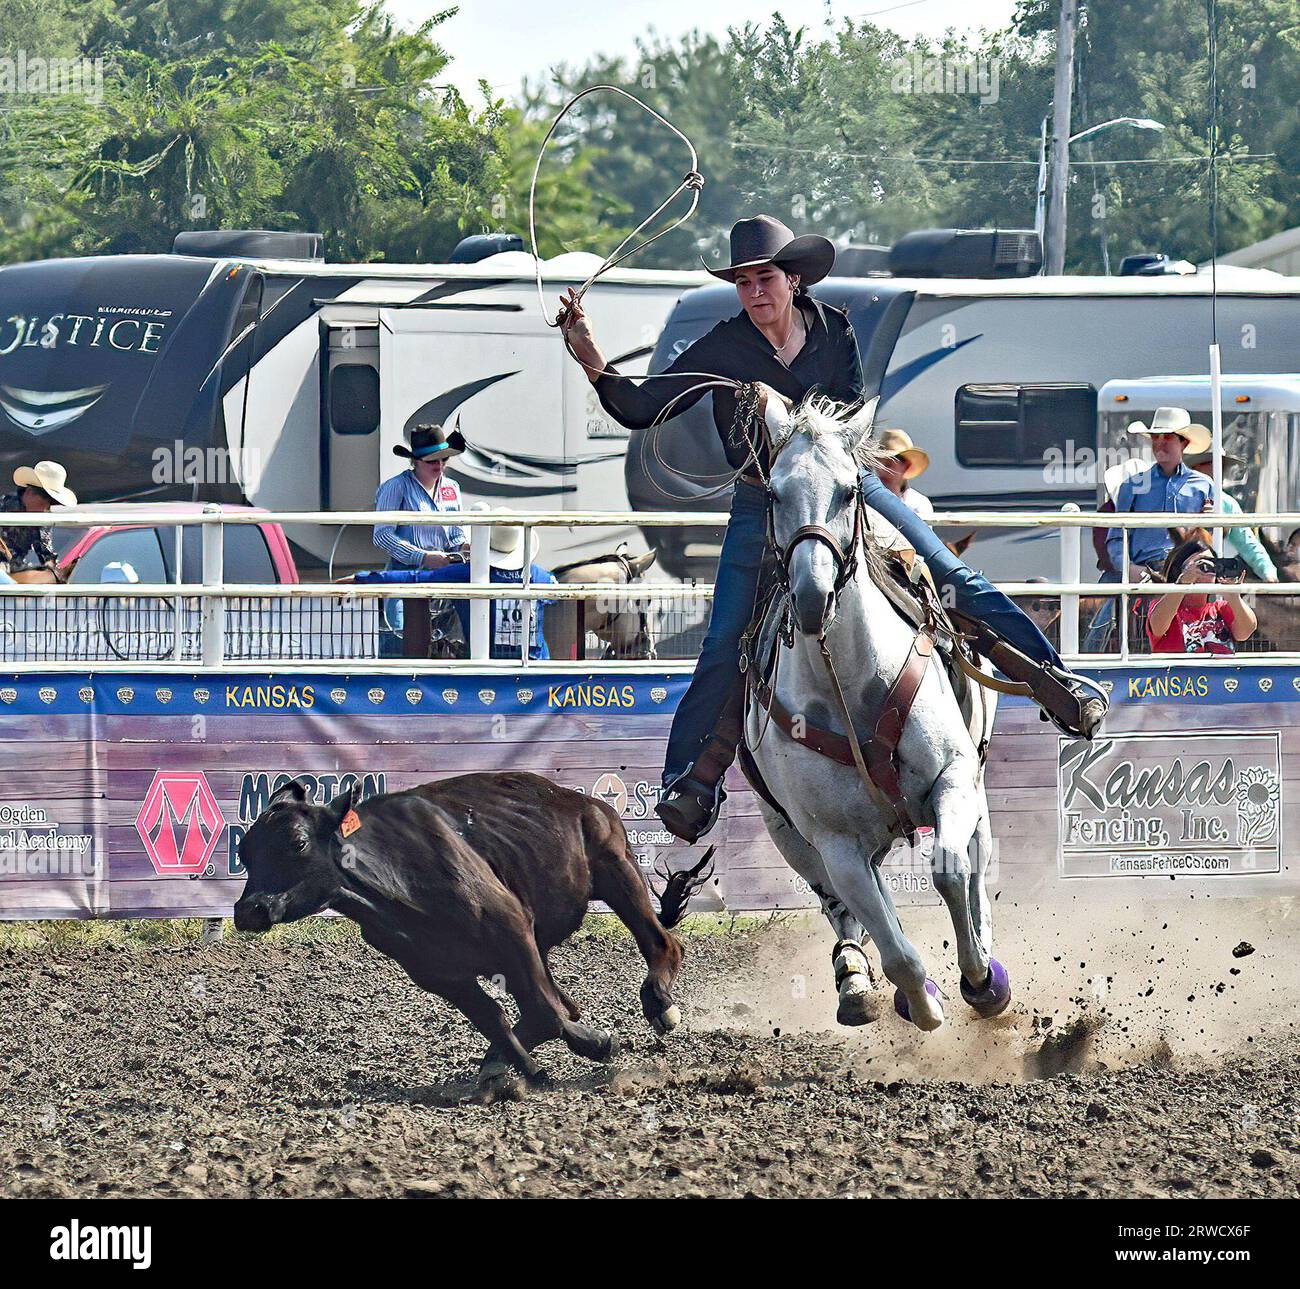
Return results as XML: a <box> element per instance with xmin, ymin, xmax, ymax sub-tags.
<box><xmin>528</xmin><ymin>85</ymin><xmax>761</xmax><ymax>500</ymax></box>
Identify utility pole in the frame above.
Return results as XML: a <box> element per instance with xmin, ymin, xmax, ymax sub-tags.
<box><xmin>1044</xmin><ymin>0</ymin><xmax>1079</xmax><ymax>275</ymax></box>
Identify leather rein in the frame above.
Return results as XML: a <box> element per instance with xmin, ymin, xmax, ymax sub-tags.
<box><xmin>743</xmin><ymin>408</ymin><xmax>937</xmax><ymax>846</ymax></box>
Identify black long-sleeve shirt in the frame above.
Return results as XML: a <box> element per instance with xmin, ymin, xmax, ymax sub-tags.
<box><xmin>592</xmin><ymin>296</ymin><xmax>863</xmax><ymax>473</ymax></box>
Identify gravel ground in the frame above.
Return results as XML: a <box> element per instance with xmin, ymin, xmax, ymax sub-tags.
<box><xmin>0</xmin><ymin>899</ymin><xmax>1297</xmax><ymax>1198</ymax></box>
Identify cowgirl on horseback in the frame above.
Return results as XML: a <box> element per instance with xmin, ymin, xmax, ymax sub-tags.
<box><xmin>559</xmin><ymin>215</ymin><xmax>1108</xmax><ymax>843</ymax></box>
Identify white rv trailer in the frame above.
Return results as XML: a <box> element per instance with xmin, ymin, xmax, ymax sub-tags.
<box><xmin>639</xmin><ymin>265</ymin><xmax>1300</xmax><ymax>581</ymax></box>
<box><xmin>0</xmin><ymin>237</ymin><xmax>706</xmax><ymax>573</ymax></box>
<box><xmin>224</xmin><ymin>250</ymin><xmax>708</xmax><ymax>571</ymax></box>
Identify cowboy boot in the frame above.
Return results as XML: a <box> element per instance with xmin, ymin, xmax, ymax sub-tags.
<box><xmin>656</xmin><ymin>691</ymin><xmax>745</xmax><ymax>843</ymax></box>
<box><xmin>953</xmin><ymin>616</ymin><xmax>1108</xmax><ymax>740</ymax></box>
<box><xmin>655</xmin><ymin>766</ymin><xmax>728</xmax><ymax>845</ymax></box>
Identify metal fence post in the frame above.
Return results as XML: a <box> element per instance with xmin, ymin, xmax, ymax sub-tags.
<box><xmin>520</xmin><ymin>524</ymin><xmax>533</xmax><ymax>668</ymax></box>
<box><xmin>469</xmin><ymin>518</ymin><xmax>489</xmax><ymax>661</ymax></box>
<box><xmin>201</xmin><ymin>506</ymin><xmax>225</xmax><ymax>667</ymax></box>
<box><xmin>172</xmin><ymin>524</ymin><xmax>184</xmax><ymax>663</ymax></box>
<box><xmin>1060</xmin><ymin>503</ymin><xmax>1080</xmax><ymax>656</ymax></box>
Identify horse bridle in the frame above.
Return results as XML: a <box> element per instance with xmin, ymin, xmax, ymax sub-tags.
<box><xmin>766</xmin><ymin>470</ymin><xmax>868</xmax><ymax>614</ymax></box>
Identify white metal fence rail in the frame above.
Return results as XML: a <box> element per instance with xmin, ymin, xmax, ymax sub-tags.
<box><xmin>3</xmin><ymin>504</ymin><xmax>1298</xmax><ymax>670</ymax></box>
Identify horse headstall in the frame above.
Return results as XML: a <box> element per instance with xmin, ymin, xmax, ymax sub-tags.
<box><xmin>765</xmin><ymin>478</ymin><xmax>867</xmax><ymax>602</ymax></box>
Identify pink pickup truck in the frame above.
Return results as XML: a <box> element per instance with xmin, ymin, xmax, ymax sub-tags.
<box><xmin>50</xmin><ymin>503</ymin><xmax>299</xmax><ymax>584</ymax></box>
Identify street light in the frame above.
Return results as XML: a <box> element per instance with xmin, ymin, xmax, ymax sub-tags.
<box><xmin>1035</xmin><ymin>116</ymin><xmax>1166</xmax><ymax>258</ymax></box>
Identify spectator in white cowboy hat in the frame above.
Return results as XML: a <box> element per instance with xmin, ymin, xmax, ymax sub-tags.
<box><xmin>1182</xmin><ymin>449</ymin><xmax>1277</xmax><ymax>582</ymax></box>
<box><xmin>1105</xmin><ymin>407</ymin><xmax>1217</xmax><ymax>577</ymax></box>
<box><xmin>480</xmin><ymin>509</ymin><xmax>558</xmax><ymax>658</ymax></box>
<box><xmin>874</xmin><ymin>428</ymin><xmax>933</xmax><ymax>520</ymax></box>
<box><xmin>1</xmin><ymin>461</ymin><xmax>78</xmax><ymax>572</ymax></box>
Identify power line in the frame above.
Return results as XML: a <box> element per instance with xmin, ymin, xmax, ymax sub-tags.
<box><xmin>728</xmin><ymin>139</ymin><xmax>1274</xmax><ymax>167</ymax></box>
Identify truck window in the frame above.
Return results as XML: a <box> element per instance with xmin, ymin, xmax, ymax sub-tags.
<box><xmin>68</xmin><ymin>529</ymin><xmax>167</xmax><ymax>584</ymax></box>
<box><xmin>956</xmin><ymin>383</ymin><xmax>1095</xmax><ymax>468</ymax></box>
<box><xmin>177</xmin><ymin>524</ymin><xmax>277</xmax><ymax>583</ymax></box>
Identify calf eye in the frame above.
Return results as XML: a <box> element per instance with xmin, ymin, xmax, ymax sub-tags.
<box><xmin>289</xmin><ymin>825</ymin><xmax>312</xmax><ymax>854</ymax></box>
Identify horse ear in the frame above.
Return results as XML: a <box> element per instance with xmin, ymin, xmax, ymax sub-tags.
<box><xmin>845</xmin><ymin>396</ymin><xmax>879</xmax><ymax>449</ymax></box>
<box><xmin>763</xmin><ymin>390</ymin><xmax>792</xmax><ymax>444</ymax></box>
<box><xmin>629</xmin><ymin>550</ymin><xmax>657</xmax><ymax>576</ymax></box>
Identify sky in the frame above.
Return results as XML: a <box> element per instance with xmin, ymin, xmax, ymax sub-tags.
<box><xmin>387</xmin><ymin>0</ymin><xmax>1023</xmax><ymax>100</ymax></box>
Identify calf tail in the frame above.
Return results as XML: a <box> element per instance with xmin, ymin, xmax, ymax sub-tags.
<box><xmin>650</xmin><ymin>847</ymin><xmax>716</xmax><ymax>929</ymax></box>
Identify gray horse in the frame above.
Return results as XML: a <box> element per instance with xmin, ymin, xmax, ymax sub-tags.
<box><xmin>744</xmin><ymin>393</ymin><xmax>1009</xmax><ymax>1032</ymax></box>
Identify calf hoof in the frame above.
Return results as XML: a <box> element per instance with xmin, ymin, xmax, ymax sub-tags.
<box><xmin>836</xmin><ymin>977</ymin><xmax>879</xmax><ymax>1027</ymax></box>
<box><xmin>564</xmin><ymin>1023</ymin><xmax>619</xmax><ymax>1063</ymax></box>
<box><xmin>470</xmin><ymin>1061</ymin><xmax>528</xmax><ymax>1106</ymax></box>
<box><xmin>893</xmin><ymin>979</ymin><xmax>944</xmax><ymax>1031</ymax></box>
<box><xmin>651</xmin><ymin>1004</ymin><xmax>681</xmax><ymax>1036</ymax></box>
<box><xmin>960</xmin><ymin>958</ymin><xmax>1012</xmax><ymax>1018</ymax></box>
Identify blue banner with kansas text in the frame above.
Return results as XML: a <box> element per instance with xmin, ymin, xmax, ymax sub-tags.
<box><xmin>0</xmin><ymin>665</ymin><xmax>1295</xmax><ymax>920</ymax></box>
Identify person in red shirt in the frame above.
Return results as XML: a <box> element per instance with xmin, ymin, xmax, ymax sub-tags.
<box><xmin>1146</xmin><ymin>537</ymin><xmax>1257</xmax><ymax>654</ymax></box>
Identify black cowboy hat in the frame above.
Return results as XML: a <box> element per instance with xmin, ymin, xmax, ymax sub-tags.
<box><xmin>703</xmin><ymin>215</ymin><xmax>836</xmax><ymax>286</ymax></box>
<box><xmin>393</xmin><ymin>423</ymin><xmax>465</xmax><ymax>461</ymax></box>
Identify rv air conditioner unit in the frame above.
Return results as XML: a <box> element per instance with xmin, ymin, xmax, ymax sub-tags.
<box><xmin>831</xmin><ymin>244</ymin><xmax>892</xmax><ymax>277</ymax></box>
<box><xmin>449</xmin><ymin>233</ymin><xmax>525</xmax><ymax>263</ymax></box>
<box><xmin>1119</xmin><ymin>252</ymin><xmax>1196</xmax><ymax>276</ymax></box>
<box><xmin>173</xmin><ymin>230</ymin><xmax>324</xmax><ymax>260</ymax></box>
<box><xmin>888</xmin><ymin>228</ymin><xmax>1042</xmax><ymax>278</ymax></box>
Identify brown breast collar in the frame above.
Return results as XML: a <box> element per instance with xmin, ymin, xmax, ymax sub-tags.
<box><xmin>748</xmin><ymin>627</ymin><xmax>934</xmax><ymax>844</ymax></box>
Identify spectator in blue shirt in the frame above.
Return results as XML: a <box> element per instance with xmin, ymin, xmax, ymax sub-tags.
<box><xmin>1106</xmin><ymin>407</ymin><xmax>1216</xmax><ymax>576</ymax></box>
<box><xmin>372</xmin><ymin>423</ymin><xmax>468</xmax><ymax>570</ymax></box>
<box><xmin>373</xmin><ymin>423</ymin><xmax>468</xmax><ymax>655</ymax></box>
<box><xmin>360</xmin><ymin>512</ymin><xmax>557</xmax><ymax>659</ymax></box>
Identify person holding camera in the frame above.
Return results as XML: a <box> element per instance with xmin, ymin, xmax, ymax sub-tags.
<box><xmin>1146</xmin><ymin>537</ymin><xmax>1257</xmax><ymax>655</ymax></box>
<box><xmin>1</xmin><ymin>461</ymin><xmax>78</xmax><ymax>572</ymax></box>
<box><xmin>1105</xmin><ymin>408</ymin><xmax>1217</xmax><ymax>579</ymax></box>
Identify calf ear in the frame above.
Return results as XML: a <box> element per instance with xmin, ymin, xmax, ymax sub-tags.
<box><xmin>330</xmin><ymin>781</ymin><xmax>361</xmax><ymax>825</ymax></box>
<box><xmin>269</xmin><ymin>778</ymin><xmax>309</xmax><ymax>809</ymax></box>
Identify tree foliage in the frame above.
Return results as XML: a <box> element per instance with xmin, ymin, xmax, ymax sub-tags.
<box><xmin>1</xmin><ymin>0</ymin><xmax>1297</xmax><ymax>270</ymax></box>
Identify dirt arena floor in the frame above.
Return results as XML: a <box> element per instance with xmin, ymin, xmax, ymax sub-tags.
<box><xmin>1</xmin><ymin>894</ymin><xmax>1298</xmax><ymax>1199</ymax></box>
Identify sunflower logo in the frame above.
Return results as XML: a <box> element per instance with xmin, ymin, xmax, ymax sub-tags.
<box><xmin>1236</xmin><ymin>766</ymin><xmax>1279</xmax><ymax>846</ymax></box>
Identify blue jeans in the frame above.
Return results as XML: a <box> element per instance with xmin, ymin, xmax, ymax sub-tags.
<box><xmin>662</xmin><ymin>474</ymin><xmax>1064</xmax><ymax>785</ymax></box>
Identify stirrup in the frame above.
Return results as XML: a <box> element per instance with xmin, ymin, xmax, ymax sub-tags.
<box><xmin>655</xmin><ymin>772</ymin><xmax>726</xmax><ymax>845</ymax></box>
<box><xmin>1038</xmin><ymin>666</ymin><xmax>1109</xmax><ymax>740</ymax></box>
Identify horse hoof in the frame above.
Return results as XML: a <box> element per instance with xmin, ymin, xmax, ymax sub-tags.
<box><xmin>960</xmin><ymin>958</ymin><xmax>1012</xmax><ymax>1018</ymax></box>
<box><xmin>471</xmin><ymin>1062</ymin><xmax>528</xmax><ymax>1105</ymax></box>
<box><xmin>651</xmin><ymin>1004</ymin><xmax>681</xmax><ymax>1035</ymax></box>
<box><xmin>893</xmin><ymin>979</ymin><xmax>943</xmax><ymax>1031</ymax></box>
<box><xmin>836</xmin><ymin>979</ymin><xmax>878</xmax><ymax>1027</ymax></box>
<box><xmin>564</xmin><ymin>1021</ymin><xmax>619</xmax><ymax>1063</ymax></box>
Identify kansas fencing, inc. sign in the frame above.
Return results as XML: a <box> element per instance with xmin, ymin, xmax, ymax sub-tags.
<box><xmin>1058</xmin><ymin>732</ymin><xmax>1282</xmax><ymax>878</ymax></box>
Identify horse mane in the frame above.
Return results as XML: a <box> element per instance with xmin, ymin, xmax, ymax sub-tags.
<box><xmin>791</xmin><ymin>395</ymin><xmax>891</xmax><ymax>476</ymax></box>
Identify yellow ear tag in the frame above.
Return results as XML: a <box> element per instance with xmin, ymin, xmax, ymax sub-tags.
<box><xmin>340</xmin><ymin>809</ymin><xmax>362</xmax><ymax>838</ymax></box>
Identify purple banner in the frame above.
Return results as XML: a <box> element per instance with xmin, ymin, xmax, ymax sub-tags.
<box><xmin>0</xmin><ymin>666</ymin><xmax>1296</xmax><ymax>919</ymax></box>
